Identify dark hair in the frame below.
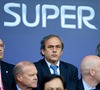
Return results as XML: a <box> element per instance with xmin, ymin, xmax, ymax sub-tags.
<box><xmin>40</xmin><ymin>34</ymin><xmax>64</xmax><ymax>56</ymax></box>
<box><xmin>96</xmin><ymin>43</ymin><xmax>100</xmax><ymax>57</ymax></box>
<box><xmin>41</xmin><ymin>74</ymin><xmax>66</xmax><ymax>90</ymax></box>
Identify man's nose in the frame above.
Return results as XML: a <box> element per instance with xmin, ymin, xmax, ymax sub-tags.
<box><xmin>34</xmin><ymin>75</ymin><xmax>38</xmax><ymax>80</ymax></box>
<box><xmin>53</xmin><ymin>47</ymin><xmax>57</xmax><ymax>52</ymax></box>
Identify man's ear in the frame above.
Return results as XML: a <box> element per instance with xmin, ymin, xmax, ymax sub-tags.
<box><xmin>17</xmin><ymin>74</ymin><xmax>22</xmax><ymax>81</ymax></box>
<box><xmin>90</xmin><ymin>69</ymin><xmax>95</xmax><ymax>76</ymax></box>
<box><xmin>41</xmin><ymin>49</ymin><xmax>45</xmax><ymax>55</ymax></box>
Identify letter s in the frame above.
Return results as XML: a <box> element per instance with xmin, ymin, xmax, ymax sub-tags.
<box><xmin>4</xmin><ymin>3</ymin><xmax>21</xmax><ymax>27</ymax></box>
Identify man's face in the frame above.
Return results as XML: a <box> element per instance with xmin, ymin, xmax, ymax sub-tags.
<box><xmin>42</xmin><ymin>37</ymin><xmax>63</xmax><ymax>64</ymax></box>
<box><xmin>44</xmin><ymin>78</ymin><xmax>65</xmax><ymax>90</ymax></box>
<box><xmin>93</xmin><ymin>63</ymin><xmax>100</xmax><ymax>83</ymax></box>
<box><xmin>0</xmin><ymin>39</ymin><xmax>4</xmax><ymax>60</ymax></box>
<box><xmin>20</xmin><ymin>65</ymin><xmax>38</xmax><ymax>89</ymax></box>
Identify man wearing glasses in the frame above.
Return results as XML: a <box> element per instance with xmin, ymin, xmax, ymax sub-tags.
<box><xmin>0</xmin><ymin>39</ymin><xmax>16</xmax><ymax>90</ymax></box>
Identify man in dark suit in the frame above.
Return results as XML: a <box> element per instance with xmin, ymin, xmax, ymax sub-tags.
<box><xmin>34</xmin><ymin>34</ymin><xmax>79</xmax><ymax>90</ymax></box>
<box><xmin>0</xmin><ymin>39</ymin><xmax>16</xmax><ymax>90</ymax></box>
<box><xmin>77</xmin><ymin>55</ymin><xmax>100</xmax><ymax>90</ymax></box>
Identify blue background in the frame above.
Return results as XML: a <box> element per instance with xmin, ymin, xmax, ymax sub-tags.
<box><xmin>0</xmin><ymin>0</ymin><xmax>100</xmax><ymax>77</ymax></box>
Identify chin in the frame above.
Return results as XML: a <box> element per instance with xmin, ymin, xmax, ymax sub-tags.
<box><xmin>0</xmin><ymin>57</ymin><xmax>3</xmax><ymax>60</ymax></box>
<box><xmin>32</xmin><ymin>85</ymin><xmax>37</xmax><ymax>88</ymax></box>
<box><xmin>52</xmin><ymin>58</ymin><xmax>58</xmax><ymax>61</ymax></box>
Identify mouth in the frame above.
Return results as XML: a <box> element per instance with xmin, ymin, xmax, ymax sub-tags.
<box><xmin>33</xmin><ymin>80</ymin><xmax>38</xmax><ymax>84</ymax></box>
<box><xmin>52</xmin><ymin>54</ymin><xmax>57</xmax><ymax>57</ymax></box>
<box><xmin>33</xmin><ymin>82</ymin><xmax>38</xmax><ymax>87</ymax></box>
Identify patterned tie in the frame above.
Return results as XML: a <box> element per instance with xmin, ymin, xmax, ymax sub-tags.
<box><xmin>50</xmin><ymin>65</ymin><xmax>58</xmax><ymax>75</ymax></box>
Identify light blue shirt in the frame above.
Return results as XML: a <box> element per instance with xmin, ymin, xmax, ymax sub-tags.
<box><xmin>82</xmin><ymin>79</ymin><xmax>96</xmax><ymax>90</ymax></box>
<box><xmin>16</xmin><ymin>84</ymin><xmax>21</xmax><ymax>90</ymax></box>
<box><xmin>45</xmin><ymin>59</ymin><xmax>60</xmax><ymax>75</ymax></box>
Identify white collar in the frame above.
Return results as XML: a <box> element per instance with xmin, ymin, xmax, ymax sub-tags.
<box><xmin>45</xmin><ymin>59</ymin><xmax>60</xmax><ymax>68</ymax></box>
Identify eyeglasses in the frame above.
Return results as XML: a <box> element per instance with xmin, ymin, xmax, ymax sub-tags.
<box><xmin>0</xmin><ymin>44</ymin><xmax>5</xmax><ymax>48</ymax></box>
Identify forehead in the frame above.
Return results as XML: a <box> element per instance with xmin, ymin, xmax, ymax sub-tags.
<box><xmin>45</xmin><ymin>37</ymin><xmax>62</xmax><ymax>44</ymax></box>
<box><xmin>45</xmin><ymin>78</ymin><xmax>63</xmax><ymax>87</ymax></box>
<box><xmin>23</xmin><ymin>65</ymin><xmax>37</xmax><ymax>72</ymax></box>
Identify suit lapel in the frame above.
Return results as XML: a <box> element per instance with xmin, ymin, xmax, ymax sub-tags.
<box><xmin>77</xmin><ymin>79</ymin><xmax>84</xmax><ymax>90</ymax></box>
<box><xmin>41</xmin><ymin>59</ymin><xmax>51</xmax><ymax>76</ymax></box>
<box><xmin>59</xmin><ymin>62</ymin><xmax>69</xmax><ymax>82</ymax></box>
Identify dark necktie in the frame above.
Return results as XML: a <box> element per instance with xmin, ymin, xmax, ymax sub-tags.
<box><xmin>50</xmin><ymin>65</ymin><xmax>58</xmax><ymax>75</ymax></box>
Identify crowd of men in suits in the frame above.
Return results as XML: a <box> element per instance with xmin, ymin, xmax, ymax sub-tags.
<box><xmin>0</xmin><ymin>35</ymin><xmax>100</xmax><ymax>90</ymax></box>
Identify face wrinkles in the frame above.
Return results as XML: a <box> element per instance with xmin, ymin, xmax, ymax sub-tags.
<box><xmin>42</xmin><ymin>37</ymin><xmax>63</xmax><ymax>65</ymax></box>
<box><xmin>0</xmin><ymin>39</ymin><xmax>4</xmax><ymax>60</ymax></box>
<box><xmin>21</xmin><ymin>65</ymin><xmax>38</xmax><ymax>88</ymax></box>
<box><xmin>93</xmin><ymin>62</ymin><xmax>100</xmax><ymax>83</ymax></box>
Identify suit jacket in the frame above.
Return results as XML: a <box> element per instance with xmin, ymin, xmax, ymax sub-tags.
<box><xmin>1</xmin><ymin>61</ymin><xmax>16</xmax><ymax>90</ymax></box>
<box><xmin>77</xmin><ymin>79</ymin><xmax>85</xmax><ymax>90</ymax></box>
<box><xmin>77</xmin><ymin>79</ymin><xmax>100</xmax><ymax>90</ymax></box>
<box><xmin>34</xmin><ymin>58</ymin><xmax>79</xmax><ymax>90</ymax></box>
<box><xmin>11</xmin><ymin>85</ymin><xmax>37</xmax><ymax>90</ymax></box>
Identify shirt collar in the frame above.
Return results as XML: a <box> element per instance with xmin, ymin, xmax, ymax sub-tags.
<box><xmin>16</xmin><ymin>84</ymin><xmax>21</xmax><ymax>90</ymax></box>
<box><xmin>45</xmin><ymin>59</ymin><xmax>60</xmax><ymax>68</ymax></box>
<box><xmin>82</xmin><ymin>79</ymin><xmax>96</xmax><ymax>90</ymax></box>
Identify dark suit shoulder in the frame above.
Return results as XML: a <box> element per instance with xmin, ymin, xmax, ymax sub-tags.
<box><xmin>1</xmin><ymin>61</ymin><xmax>15</xmax><ymax>68</ymax></box>
<box><xmin>34</xmin><ymin>59</ymin><xmax>45</xmax><ymax>66</ymax></box>
<box><xmin>77</xmin><ymin>79</ymin><xmax>84</xmax><ymax>90</ymax></box>
<box><xmin>60</xmin><ymin>61</ymin><xmax>78</xmax><ymax>69</ymax></box>
<box><xmin>34</xmin><ymin>59</ymin><xmax>44</xmax><ymax>63</ymax></box>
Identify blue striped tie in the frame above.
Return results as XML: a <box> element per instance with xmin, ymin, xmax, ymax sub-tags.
<box><xmin>50</xmin><ymin>65</ymin><xmax>58</xmax><ymax>75</ymax></box>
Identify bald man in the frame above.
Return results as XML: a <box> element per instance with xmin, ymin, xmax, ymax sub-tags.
<box><xmin>13</xmin><ymin>61</ymin><xmax>38</xmax><ymax>90</ymax></box>
<box><xmin>77</xmin><ymin>55</ymin><xmax>100</xmax><ymax>90</ymax></box>
<box><xmin>0</xmin><ymin>39</ymin><xmax>16</xmax><ymax>90</ymax></box>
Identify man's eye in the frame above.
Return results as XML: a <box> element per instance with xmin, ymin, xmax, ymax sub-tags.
<box><xmin>0</xmin><ymin>44</ymin><xmax>5</xmax><ymax>48</ymax></box>
<box><xmin>47</xmin><ymin>88</ymin><xmax>53</xmax><ymax>90</ymax></box>
<box><xmin>57</xmin><ymin>88</ymin><xmax>63</xmax><ymax>90</ymax></box>
<box><xmin>56</xmin><ymin>46</ymin><xmax>61</xmax><ymax>48</ymax></box>
<box><xmin>48</xmin><ymin>46</ymin><xmax>53</xmax><ymax>48</ymax></box>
